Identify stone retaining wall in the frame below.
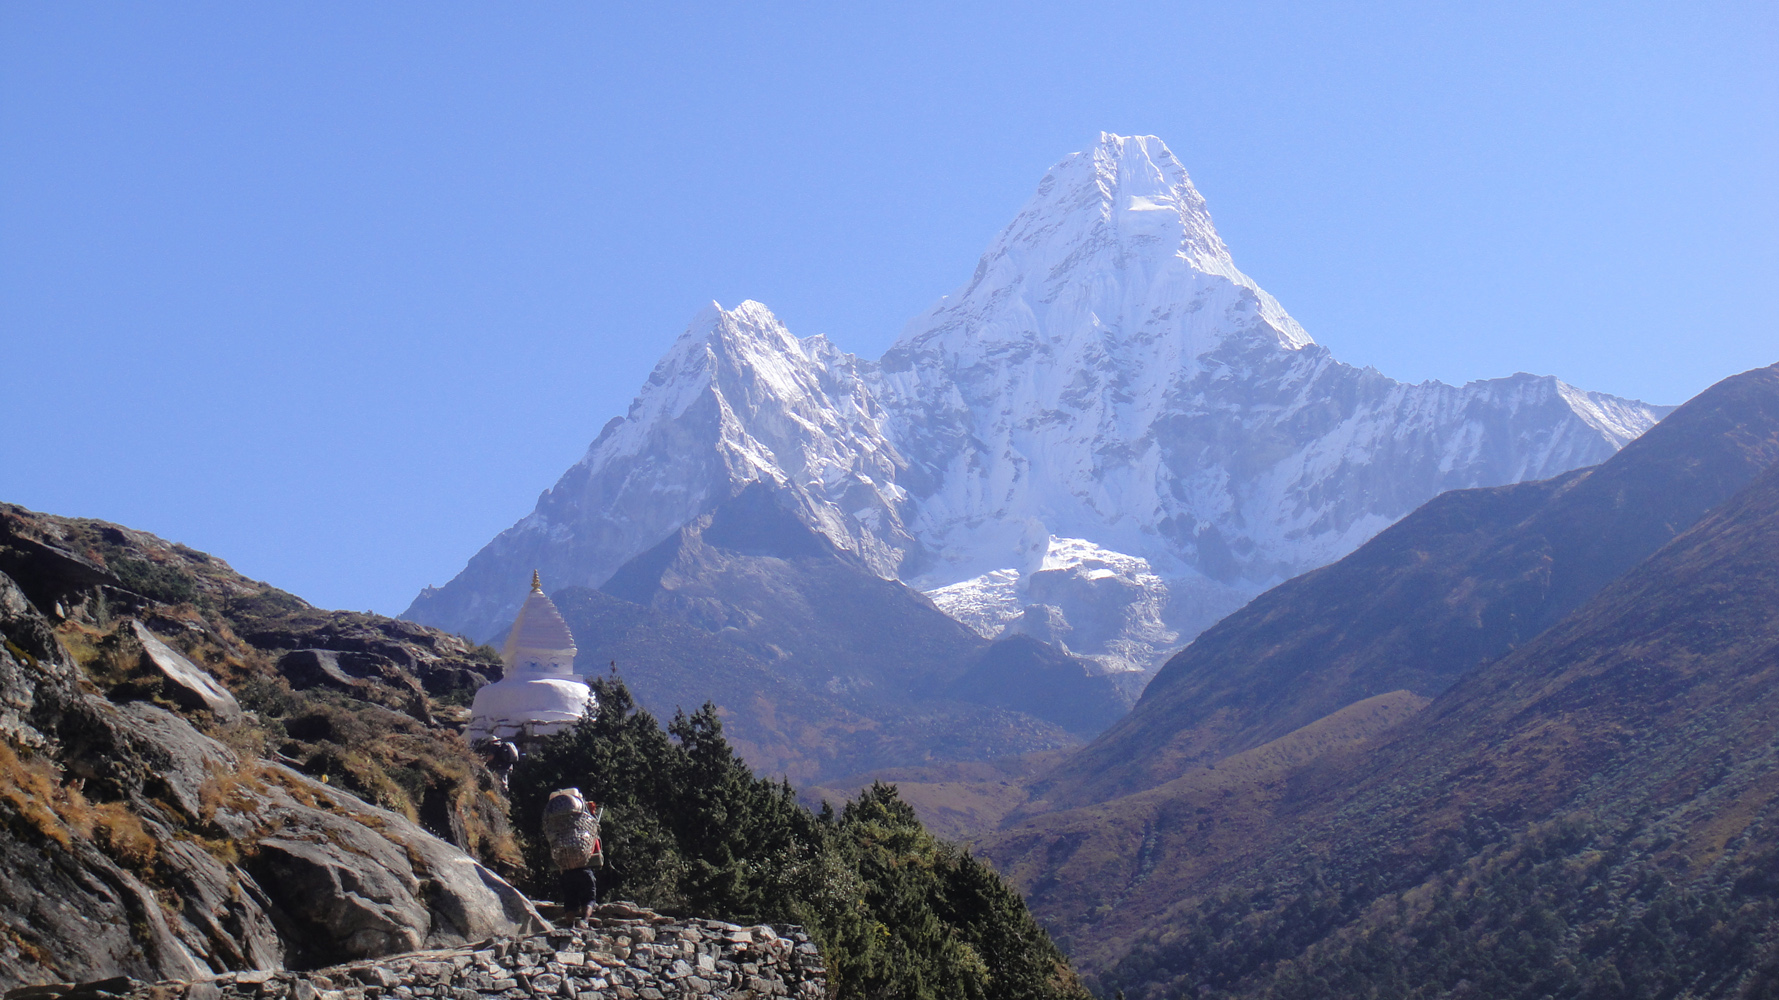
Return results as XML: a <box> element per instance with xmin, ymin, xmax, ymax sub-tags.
<box><xmin>5</xmin><ymin>906</ymin><xmax>827</xmax><ymax>1000</ymax></box>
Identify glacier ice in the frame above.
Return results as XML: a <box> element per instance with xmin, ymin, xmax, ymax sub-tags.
<box><xmin>929</xmin><ymin>536</ymin><xmax>1182</xmax><ymax>675</ymax></box>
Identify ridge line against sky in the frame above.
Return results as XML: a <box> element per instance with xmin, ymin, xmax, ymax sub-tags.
<box><xmin>2</xmin><ymin>2</ymin><xmax>1774</xmax><ymax>616</ymax></box>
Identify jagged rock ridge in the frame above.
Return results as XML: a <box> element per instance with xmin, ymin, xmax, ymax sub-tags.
<box><xmin>406</xmin><ymin>133</ymin><xmax>1669</xmax><ymax>677</ymax></box>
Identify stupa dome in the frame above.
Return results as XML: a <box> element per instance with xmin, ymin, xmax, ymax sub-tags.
<box><xmin>501</xmin><ymin>571</ymin><xmax>578</xmax><ymax>675</ymax></box>
<box><xmin>468</xmin><ymin>572</ymin><xmax>594</xmax><ymax>745</ymax></box>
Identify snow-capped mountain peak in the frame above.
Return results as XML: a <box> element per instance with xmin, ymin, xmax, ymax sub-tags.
<box><xmin>890</xmin><ymin>133</ymin><xmax>1310</xmax><ymax>371</ymax></box>
<box><xmin>1028</xmin><ymin>132</ymin><xmax>1238</xmax><ymax>282</ymax></box>
<box><xmin>408</xmin><ymin>134</ymin><xmax>1670</xmax><ymax>672</ymax></box>
<box><xmin>612</xmin><ymin>300</ymin><xmax>811</xmax><ymax>451</ymax></box>
<box><xmin>404</xmin><ymin>300</ymin><xmax>914</xmax><ymax>642</ymax></box>
<box><xmin>872</xmin><ymin>134</ymin><xmax>1340</xmax><ymax>593</ymax></box>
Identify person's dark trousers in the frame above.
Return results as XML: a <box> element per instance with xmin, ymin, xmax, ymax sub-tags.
<box><xmin>560</xmin><ymin>866</ymin><xmax>598</xmax><ymax>915</ymax></box>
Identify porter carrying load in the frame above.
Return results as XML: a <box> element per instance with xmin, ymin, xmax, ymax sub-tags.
<box><xmin>543</xmin><ymin>787</ymin><xmax>604</xmax><ymax>918</ymax></box>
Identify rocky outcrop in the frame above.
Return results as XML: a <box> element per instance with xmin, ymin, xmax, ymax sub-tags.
<box><xmin>0</xmin><ymin>503</ymin><xmax>516</xmax><ymax>855</ymax></box>
<box><xmin>276</xmin><ymin>650</ymin><xmax>369</xmax><ymax>693</ymax></box>
<box><xmin>9</xmin><ymin>905</ymin><xmax>827</xmax><ymax>1000</ymax></box>
<box><xmin>232</xmin><ymin>767</ymin><xmax>546</xmax><ymax>965</ymax></box>
<box><xmin>0</xmin><ymin>564</ymin><xmax>543</xmax><ymax>989</ymax></box>
<box><xmin>215</xmin><ymin>591</ymin><xmax>496</xmax><ymax>709</ymax></box>
<box><xmin>0</xmin><ymin>503</ymin><xmax>500</xmax><ymax>710</ymax></box>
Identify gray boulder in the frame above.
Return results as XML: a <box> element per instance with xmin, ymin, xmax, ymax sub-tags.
<box><xmin>272</xmin><ymin>771</ymin><xmax>546</xmax><ymax>952</ymax></box>
<box><xmin>254</xmin><ymin>832</ymin><xmax>430</xmax><ymax>959</ymax></box>
<box><xmin>243</xmin><ymin>771</ymin><xmax>544</xmax><ymax>965</ymax></box>
<box><xmin>128</xmin><ymin>621</ymin><xmax>241</xmax><ymax>721</ymax></box>
<box><xmin>276</xmin><ymin>649</ymin><xmax>365</xmax><ymax>692</ymax></box>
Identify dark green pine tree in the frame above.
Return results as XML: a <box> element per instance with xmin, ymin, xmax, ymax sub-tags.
<box><xmin>509</xmin><ymin>675</ymin><xmax>688</xmax><ymax>906</ymax></box>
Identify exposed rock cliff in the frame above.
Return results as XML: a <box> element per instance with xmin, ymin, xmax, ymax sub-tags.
<box><xmin>0</xmin><ymin>507</ymin><xmax>543</xmax><ymax>987</ymax></box>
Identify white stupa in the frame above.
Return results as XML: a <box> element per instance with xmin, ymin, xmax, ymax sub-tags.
<box><xmin>467</xmin><ymin>572</ymin><xmax>593</xmax><ymax>745</ymax></box>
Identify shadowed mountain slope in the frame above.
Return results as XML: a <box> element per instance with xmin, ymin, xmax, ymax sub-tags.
<box><xmin>1068</xmin><ymin>431</ymin><xmax>1779</xmax><ymax>998</ymax></box>
<box><xmin>546</xmin><ymin>585</ymin><xmax>872</xmax><ymax>783</ymax></box>
<box><xmin>601</xmin><ymin>482</ymin><xmax>991</xmax><ymax>696</ymax></box>
<box><xmin>1039</xmin><ymin>362</ymin><xmax>1779</xmax><ymax>808</ymax></box>
<box><xmin>589</xmin><ymin>483</ymin><xmax>1131</xmax><ymax>781</ymax></box>
<box><xmin>550</xmin><ymin>585</ymin><xmax>1093</xmax><ymax>785</ymax></box>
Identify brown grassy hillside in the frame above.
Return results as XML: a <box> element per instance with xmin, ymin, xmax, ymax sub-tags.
<box><xmin>992</xmin><ymin>451</ymin><xmax>1779</xmax><ymax>997</ymax></box>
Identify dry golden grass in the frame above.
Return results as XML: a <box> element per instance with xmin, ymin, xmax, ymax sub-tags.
<box><xmin>4</xmin><ymin>638</ymin><xmax>38</xmax><ymax>670</ymax></box>
<box><xmin>258</xmin><ymin>764</ymin><xmax>322</xmax><ymax>810</ymax></box>
<box><xmin>198</xmin><ymin>757</ymin><xmax>272</xmax><ymax>824</ymax></box>
<box><xmin>0</xmin><ymin>742</ymin><xmax>158</xmax><ymax>867</ymax></box>
<box><xmin>87</xmin><ymin>801</ymin><xmax>156</xmax><ymax>866</ymax></box>
<box><xmin>0</xmin><ymin>743</ymin><xmax>75</xmax><ymax>848</ymax></box>
<box><xmin>1</xmin><ymin>924</ymin><xmax>53</xmax><ymax>970</ymax></box>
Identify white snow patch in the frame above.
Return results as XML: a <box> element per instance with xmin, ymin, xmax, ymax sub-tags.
<box><xmin>925</xmin><ymin>537</ymin><xmax>1181</xmax><ymax>674</ymax></box>
<box><xmin>927</xmin><ymin>569</ymin><xmax>1023</xmax><ymax>640</ymax></box>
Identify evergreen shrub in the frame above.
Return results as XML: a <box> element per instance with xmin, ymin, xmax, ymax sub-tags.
<box><xmin>510</xmin><ymin>674</ymin><xmax>1091</xmax><ymax>1000</ymax></box>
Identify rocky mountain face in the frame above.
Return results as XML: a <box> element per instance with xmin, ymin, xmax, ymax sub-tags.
<box><xmin>0</xmin><ymin>506</ymin><xmax>541</xmax><ymax>987</ymax></box>
<box><xmin>955</xmin><ymin>363</ymin><xmax>1779</xmax><ymax>993</ymax></box>
<box><xmin>406</xmin><ymin>133</ymin><xmax>1667</xmax><ymax>698</ymax></box>
<box><xmin>553</xmin><ymin>584</ymin><xmax>1127</xmax><ymax>788</ymax></box>
<box><xmin>406</xmin><ymin>303</ymin><xmax>916</xmax><ymax>649</ymax></box>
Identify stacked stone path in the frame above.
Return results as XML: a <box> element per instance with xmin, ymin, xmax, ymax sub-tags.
<box><xmin>4</xmin><ymin>906</ymin><xmax>827</xmax><ymax>1000</ymax></box>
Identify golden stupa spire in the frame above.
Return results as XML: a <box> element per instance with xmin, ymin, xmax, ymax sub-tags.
<box><xmin>531</xmin><ymin>569</ymin><xmax>542</xmax><ymax>592</ymax></box>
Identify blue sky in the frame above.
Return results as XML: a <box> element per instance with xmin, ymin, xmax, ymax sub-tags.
<box><xmin>3</xmin><ymin>2</ymin><xmax>1775</xmax><ymax>617</ymax></box>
